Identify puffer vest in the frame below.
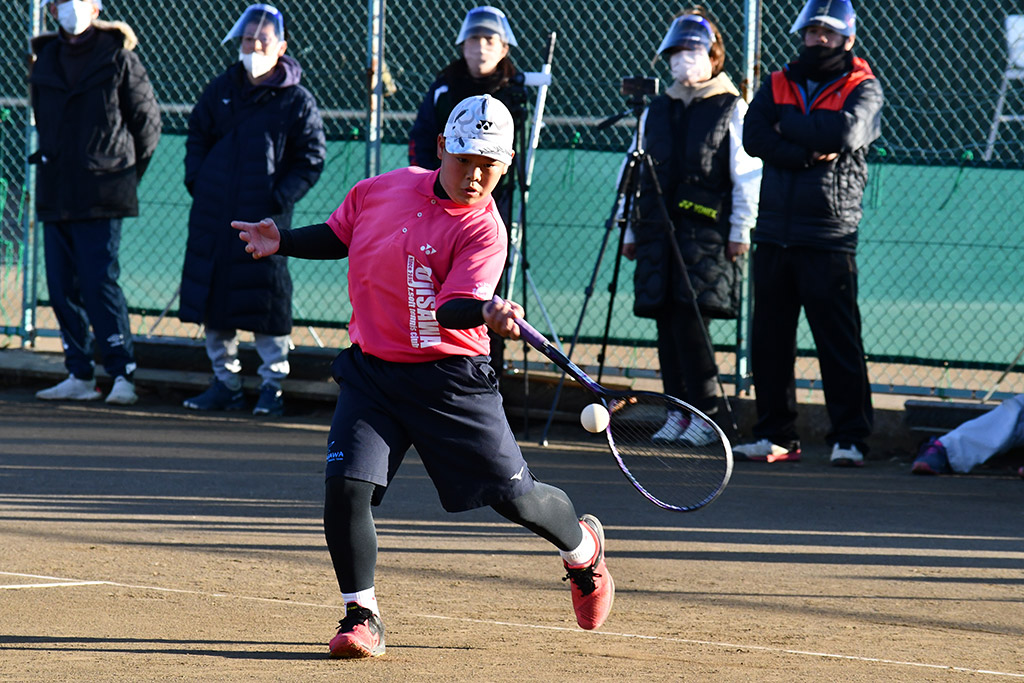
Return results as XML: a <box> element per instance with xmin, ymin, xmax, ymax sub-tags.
<box><xmin>632</xmin><ymin>92</ymin><xmax>741</xmax><ymax>319</ymax></box>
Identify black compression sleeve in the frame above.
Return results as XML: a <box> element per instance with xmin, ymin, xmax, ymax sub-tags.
<box><xmin>277</xmin><ymin>223</ymin><xmax>349</xmax><ymax>260</ymax></box>
<box><xmin>436</xmin><ymin>297</ymin><xmax>486</xmax><ymax>329</ymax></box>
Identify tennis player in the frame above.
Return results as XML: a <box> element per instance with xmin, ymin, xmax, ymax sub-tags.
<box><xmin>233</xmin><ymin>94</ymin><xmax>614</xmax><ymax>658</ymax></box>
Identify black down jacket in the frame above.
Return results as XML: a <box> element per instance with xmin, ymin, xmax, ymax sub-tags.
<box><xmin>742</xmin><ymin>57</ymin><xmax>883</xmax><ymax>252</ymax></box>
<box><xmin>179</xmin><ymin>57</ymin><xmax>325</xmax><ymax>335</ymax></box>
<box><xmin>29</xmin><ymin>21</ymin><xmax>161</xmax><ymax>221</ymax></box>
<box><xmin>633</xmin><ymin>93</ymin><xmax>741</xmax><ymax>319</ymax></box>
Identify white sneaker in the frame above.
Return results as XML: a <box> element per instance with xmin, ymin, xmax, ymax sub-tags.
<box><xmin>36</xmin><ymin>375</ymin><xmax>101</xmax><ymax>401</ymax></box>
<box><xmin>733</xmin><ymin>438</ymin><xmax>801</xmax><ymax>463</ymax></box>
<box><xmin>652</xmin><ymin>410</ymin><xmax>687</xmax><ymax>441</ymax></box>
<box><xmin>678</xmin><ymin>418</ymin><xmax>718</xmax><ymax>446</ymax></box>
<box><xmin>105</xmin><ymin>376</ymin><xmax>138</xmax><ymax>405</ymax></box>
<box><xmin>830</xmin><ymin>443</ymin><xmax>865</xmax><ymax>468</ymax></box>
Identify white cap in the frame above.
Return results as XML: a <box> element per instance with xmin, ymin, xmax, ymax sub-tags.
<box><xmin>443</xmin><ymin>94</ymin><xmax>514</xmax><ymax>165</ymax></box>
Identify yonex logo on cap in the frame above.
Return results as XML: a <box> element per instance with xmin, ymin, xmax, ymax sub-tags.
<box><xmin>443</xmin><ymin>94</ymin><xmax>514</xmax><ymax>165</ymax></box>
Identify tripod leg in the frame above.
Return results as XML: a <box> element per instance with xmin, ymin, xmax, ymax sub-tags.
<box><xmin>146</xmin><ymin>286</ymin><xmax>181</xmax><ymax>337</ymax></box>
<box><xmin>596</xmin><ymin>220</ymin><xmax>627</xmax><ymax>383</ymax></box>
<box><xmin>538</xmin><ymin>157</ymin><xmax>640</xmax><ymax>445</ymax></box>
<box><xmin>537</xmin><ymin>216</ymin><xmax>618</xmax><ymax>446</ymax></box>
<box><xmin>640</xmin><ymin>153</ymin><xmax>739</xmax><ymax>433</ymax></box>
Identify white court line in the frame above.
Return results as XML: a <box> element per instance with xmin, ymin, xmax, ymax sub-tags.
<box><xmin>1</xmin><ymin>571</ymin><xmax>1020</xmax><ymax>678</ymax></box>
<box><xmin>0</xmin><ymin>571</ymin><xmax>337</xmax><ymax>609</ymax></box>
<box><xmin>1</xmin><ymin>581</ymin><xmax>107</xmax><ymax>590</ymax></box>
<box><xmin>420</xmin><ymin>615</ymin><xmax>1024</xmax><ymax>679</ymax></box>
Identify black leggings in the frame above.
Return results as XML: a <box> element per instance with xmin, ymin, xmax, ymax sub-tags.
<box><xmin>323</xmin><ymin>477</ymin><xmax>584</xmax><ymax>593</ymax></box>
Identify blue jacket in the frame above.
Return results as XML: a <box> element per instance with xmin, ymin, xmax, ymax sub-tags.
<box><xmin>743</xmin><ymin>56</ymin><xmax>883</xmax><ymax>252</ymax></box>
<box><xmin>179</xmin><ymin>56</ymin><xmax>325</xmax><ymax>335</ymax></box>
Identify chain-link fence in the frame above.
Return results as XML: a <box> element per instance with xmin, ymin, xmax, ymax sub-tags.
<box><xmin>2</xmin><ymin>0</ymin><xmax>1023</xmax><ymax>399</ymax></box>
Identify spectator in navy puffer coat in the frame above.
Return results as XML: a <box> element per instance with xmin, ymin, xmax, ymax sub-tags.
<box><xmin>179</xmin><ymin>4</ymin><xmax>325</xmax><ymax>417</ymax></box>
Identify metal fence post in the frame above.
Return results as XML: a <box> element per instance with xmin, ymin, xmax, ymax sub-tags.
<box><xmin>365</xmin><ymin>0</ymin><xmax>385</xmax><ymax>178</ymax></box>
<box><xmin>734</xmin><ymin>0</ymin><xmax>762</xmax><ymax>394</ymax></box>
<box><xmin>20</xmin><ymin>0</ymin><xmax>42</xmax><ymax>348</ymax></box>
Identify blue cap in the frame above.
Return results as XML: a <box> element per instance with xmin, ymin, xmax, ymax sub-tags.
<box><xmin>41</xmin><ymin>0</ymin><xmax>103</xmax><ymax>8</ymax></box>
<box><xmin>456</xmin><ymin>6</ymin><xmax>517</xmax><ymax>47</ymax></box>
<box><xmin>790</xmin><ymin>0</ymin><xmax>856</xmax><ymax>37</ymax></box>
<box><xmin>656</xmin><ymin>15</ymin><xmax>715</xmax><ymax>56</ymax></box>
<box><xmin>221</xmin><ymin>4</ymin><xmax>285</xmax><ymax>45</ymax></box>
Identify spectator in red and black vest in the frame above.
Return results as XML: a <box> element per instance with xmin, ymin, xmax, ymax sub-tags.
<box><xmin>737</xmin><ymin>0</ymin><xmax>883</xmax><ymax>467</ymax></box>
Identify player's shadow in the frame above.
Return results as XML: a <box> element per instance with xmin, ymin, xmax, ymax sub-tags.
<box><xmin>0</xmin><ymin>635</ymin><xmax>324</xmax><ymax>661</ymax></box>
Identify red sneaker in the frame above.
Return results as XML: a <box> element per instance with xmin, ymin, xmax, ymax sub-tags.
<box><xmin>329</xmin><ymin>603</ymin><xmax>385</xmax><ymax>658</ymax></box>
<box><xmin>563</xmin><ymin>514</ymin><xmax>614</xmax><ymax>630</ymax></box>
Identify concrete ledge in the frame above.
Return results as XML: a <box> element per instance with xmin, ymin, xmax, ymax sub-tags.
<box><xmin>0</xmin><ymin>343</ymin><xmax>923</xmax><ymax>456</ymax></box>
<box><xmin>902</xmin><ymin>399</ymin><xmax>997</xmax><ymax>435</ymax></box>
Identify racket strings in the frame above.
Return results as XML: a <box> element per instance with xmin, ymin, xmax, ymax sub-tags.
<box><xmin>605</xmin><ymin>395</ymin><xmax>731</xmax><ymax>511</ymax></box>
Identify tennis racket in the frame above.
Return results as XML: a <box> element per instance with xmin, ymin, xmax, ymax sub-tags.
<box><xmin>501</xmin><ymin>299</ymin><xmax>733</xmax><ymax>512</ymax></box>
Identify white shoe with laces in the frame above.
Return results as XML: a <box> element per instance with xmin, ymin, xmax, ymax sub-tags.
<box><xmin>652</xmin><ymin>410</ymin><xmax>688</xmax><ymax>441</ymax></box>
<box><xmin>36</xmin><ymin>375</ymin><xmax>100</xmax><ymax>401</ymax></box>
<box><xmin>830</xmin><ymin>443</ymin><xmax>865</xmax><ymax>467</ymax></box>
<box><xmin>677</xmin><ymin>417</ymin><xmax>718</xmax><ymax>446</ymax></box>
<box><xmin>105</xmin><ymin>376</ymin><xmax>138</xmax><ymax>405</ymax></box>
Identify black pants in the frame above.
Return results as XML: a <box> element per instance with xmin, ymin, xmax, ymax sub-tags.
<box><xmin>43</xmin><ymin>219</ymin><xmax>136</xmax><ymax>380</ymax></box>
<box><xmin>750</xmin><ymin>244</ymin><xmax>873</xmax><ymax>451</ymax></box>
<box><xmin>655</xmin><ymin>306</ymin><xmax>719</xmax><ymax>415</ymax></box>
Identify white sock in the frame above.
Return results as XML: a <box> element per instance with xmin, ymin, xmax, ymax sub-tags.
<box><xmin>559</xmin><ymin>521</ymin><xmax>597</xmax><ymax>567</ymax></box>
<box><xmin>342</xmin><ymin>588</ymin><xmax>379</xmax><ymax>616</ymax></box>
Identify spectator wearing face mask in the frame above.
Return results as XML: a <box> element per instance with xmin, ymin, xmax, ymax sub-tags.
<box><xmin>737</xmin><ymin>0</ymin><xmax>883</xmax><ymax>467</ymax></box>
<box><xmin>620</xmin><ymin>7</ymin><xmax>762</xmax><ymax>446</ymax></box>
<box><xmin>407</xmin><ymin>6</ymin><xmax>527</xmax><ymax>380</ymax></box>
<box><xmin>178</xmin><ymin>3</ymin><xmax>325</xmax><ymax>417</ymax></box>
<box><xmin>408</xmin><ymin>6</ymin><xmax>526</xmax><ymax>228</ymax></box>
<box><xmin>29</xmin><ymin>0</ymin><xmax>161</xmax><ymax>406</ymax></box>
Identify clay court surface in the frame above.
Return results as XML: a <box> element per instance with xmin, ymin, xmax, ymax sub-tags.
<box><xmin>1</xmin><ymin>387</ymin><xmax>1022</xmax><ymax>682</ymax></box>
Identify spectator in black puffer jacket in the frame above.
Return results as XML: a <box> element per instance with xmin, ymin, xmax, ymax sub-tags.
<box><xmin>737</xmin><ymin>0</ymin><xmax>883</xmax><ymax>468</ymax></box>
<box><xmin>179</xmin><ymin>3</ymin><xmax>325</xmax><ymax>418</ymax></box>
<box><xmin>622</xmin><ymin>8</ymin><xmax>761</xmax><ymax>446</ymax></box>
<box><xmin>407</xmin><ymin>6</ymin><xmax>525</xmax><ymax>229</ymax></box>
<box><xmin>30</xmin><ymin>0</ymin><xmax>161</xmax><ymax>407</ymax></box>
<box><xmin>407</xmin><ymin>6</ymin><xmax>527</xmax><ymax>380</ymax></box>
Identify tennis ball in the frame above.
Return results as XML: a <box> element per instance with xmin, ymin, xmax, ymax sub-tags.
<box><xmin>580</xmin><ymin>403</ymin><xmax>610</xmax><ymax>433</ymax></box>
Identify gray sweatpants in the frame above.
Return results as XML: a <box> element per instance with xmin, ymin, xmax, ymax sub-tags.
<box><xmin>940</xmin><ymin>395</ymin><xmax>1024</xmax><ymax>473</ymax></box>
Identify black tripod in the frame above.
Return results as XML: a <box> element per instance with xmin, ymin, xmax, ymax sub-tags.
<box><xmin>538</xmin><ymin>88</ymin><xmax>738</xmax><ymax>445</ymax></box>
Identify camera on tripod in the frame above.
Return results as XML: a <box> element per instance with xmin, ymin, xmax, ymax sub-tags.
<box><xmin>620</xmin><ymin>76</ymin><xmax>659</xmax><ymax>97</ymax></box>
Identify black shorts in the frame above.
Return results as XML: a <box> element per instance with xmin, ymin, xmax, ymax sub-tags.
<box><xmin>325</xmin><ymin>345</ymin><xmax>534</xmax><ymax>512</ymax></box>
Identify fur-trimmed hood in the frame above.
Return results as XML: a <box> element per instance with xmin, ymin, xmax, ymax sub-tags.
<box><xmin>31</xmin><ymin>19</ymin><xmax>139</xmax><ymax>55</ymax></box>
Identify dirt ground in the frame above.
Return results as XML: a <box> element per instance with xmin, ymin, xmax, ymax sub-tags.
<box><xmin>1</xmin><ymin>387</ymin><xmax>1022</xmax><ymax>682</ymax></box>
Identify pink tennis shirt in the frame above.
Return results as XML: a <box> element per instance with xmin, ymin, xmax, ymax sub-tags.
<box><xmin>326</xmin><ymin>166</ymin><xmax>507</xmax><ymax>363</ymax></box>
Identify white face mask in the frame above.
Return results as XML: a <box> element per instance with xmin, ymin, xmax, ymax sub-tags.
<box><xmin>670</xmin><ymin>50</ymin><xmax>713</xmax><ymax>86</ymax></box>
<box><xmin>57</xmin><ymin>0</ymin><xmax>95</xmax><ymax>36</ymax></box>
<box><xmin>239</xmin><ymin>49</ymin><xmax>278</xmax><ymax>80</ymax></box>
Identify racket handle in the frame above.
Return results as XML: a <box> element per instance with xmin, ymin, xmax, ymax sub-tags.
<box><xmin>490</xmin><ymin>294</ymin><xmax>547</xmax><ymax>349</ymax></box>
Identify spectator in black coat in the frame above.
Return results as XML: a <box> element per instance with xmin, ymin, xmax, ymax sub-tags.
<box><xmin>621</xmin><ymin>8</ymin><xmax>761</xmax><ymax>445</ymax></box>
<box><xmin>179</xmin><ymin>3</ymin><xmax>325</xmax><ymax>417</ymax></box>
<box><xmin>407</xmin><ymin>6</ymin><xmax>526</xmax><ymax>379</ymax></box>
<box><xmin>30</xmin><ymin>0</ymin><xmax>161</xmax><ymax>406</ymax></box>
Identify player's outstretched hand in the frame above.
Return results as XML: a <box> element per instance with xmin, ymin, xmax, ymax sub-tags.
<box><xmin>484</xmin><ymin>295</ymin><xmax>524</xmax><ymax>339</ymax></box>
<box><xmin>232</xmin><ymin>218</ymin><xmax>280</xmax><ymax>259</ymax></box>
